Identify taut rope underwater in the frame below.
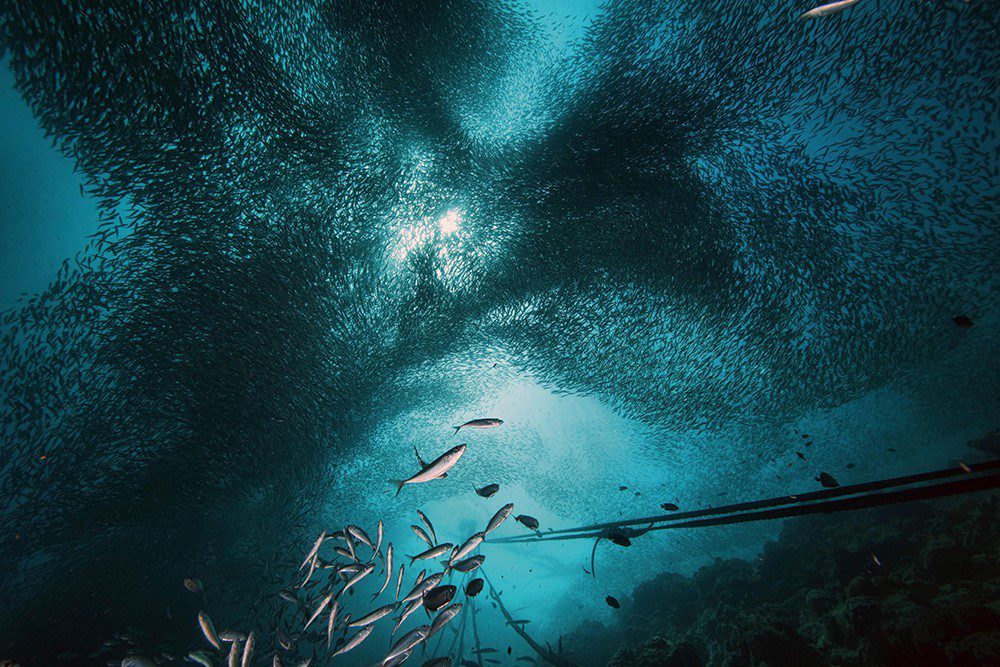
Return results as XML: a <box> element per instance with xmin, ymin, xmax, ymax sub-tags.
<box><xmin>489</xmin><ymin>460</ymin><xmax>1000</xmax><ymax>545</ymax></box>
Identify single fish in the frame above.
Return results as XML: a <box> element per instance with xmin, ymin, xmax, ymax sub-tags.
<box><xmin>299</xmin><ymin>532</ymin><xmax>326</xmax><ymax>572</ymax></box>
<box><xmin>390</xmin><ymin>444</ymin><xmax>466</xmax><ymax>496</ymax></box>
<box><xmin>451</xmin><ymin>555</ymin><xmax>485</xmax><ymax>573</ymax></box>
<box><xmin>394</xmin><ymin>564</ymin><xmax>406</xmax><ymax>601</ymax></box>
<box><xmin>422</xmin><ymin>658</ymin><xmax>452</xmax><ymax>667</ymax></box>
<box><xmin>411</xmin><ymin>524</ymin><xmax>434</xmax><ymax>548</ymax></box>
<box><xmin>484</xmin><ymin>504</ymin><xmax>514</xmax><ymax>536</ymax></box>
<box><xmin>475</xmin><ymin>484</ymin><xmax>499</xmax><ymax>498</ymax></box>
<box><xmin>453</xmin><ymin>418</ymin><xmax>503</xmax><ymax>435</ymax></box>
<box><xmin>240</xmin><ymin>631</ymin><xmax>254</xmax><ymax>667</ymax></box>
<box><xmin>226</xmin><ymin>640</ymin><xmax>242</xmax><ymax>667</ymax></box>
<box><xmin>332</xmin><ymin>625</ymin><xmax>374</xmax><ymax>657</ymax></box>
<box><xmin>465</xmin><ymin>578</ymin><xmax>484</xmax><ymax>597</ymax></box>
<box><xmin>408</xmin><ymin>543</ymin><xmax>454</xmax><ymax>564</ymax></box>
<box><xmin>373</xmin><ymin>520</ymin><xmax>384</xmax><ymax>561</ymax></box>
<box><xmin>953</xmin><ymin>315</ymin><xmax>974</xmax><ymax>328</ymax></box>
<box><xmin>515</xmin><ymin>515</ymin><xmax>539</xmax><ymax>530</ymax></box>
<box><xmin>392</xmin><ymin>597</ymin><xmax>424</xmax><ymax>635</ymax></box>
<box><xmin>184</xmin><ymin>577</ymin><xmax>204</xmax><ymax>594</ymax></box>
<box><xmin>403</xmin><ymin>573</ymin><xmax>444</xmax><ymax>603</ymax></box>
<box><xmin>426</xmin><ymin>603</ymin><xmax>462</xmax><ymax>639</ymax></box>
<box><xmin>606</xmin><ymin>531</ymin><xmax>631</xmax><ymax>547</ymax></box>
<box><xmin>197</xmin><ymin>611</ymin><xmax>221</xmax><ymax>651</ymax></box>
<box><xmin>348</xmin><ymin>602</ymin><xmax>397</xmax><ymax>628</ymax></box>
<box><xmin>384</xmin><ymin>626</ymin><xmax>430</xmax><ymax>664</ymax></box>
<box><xmin>304</xmin><ymin>592</ymin><xmax>334</xmax><ymax>629</ymax></box>
<box><xmin>815</xmin><ymin>472</ymin><xmax>840</xmax><ymax>488</ymax></box>
<box><xmin>451</xmin><ymin>532</ymin><xmax>485</xmax><ymax>563</ymax></box>
<box><xmin>606</xmin><ymin>596</ymin><xmax>620</xmax><ymax>609</ymax></box>
<box><xmin>218</xmin><ymin>631</ymin><xmax>246</xmax><ymax>643</ymax></box>
<box><xmin>340</xmin><ymin>563</ymin><xmax>375</xmax><ymax>596</ymax></box>
<box><xmin>416</xmin><ymin>509</ymin><xmax>437</xmax><ymax>543</ymax></box>
<box><xmin>660</xmin><ymin>503</ymin><xmax>679</xmax><ymax>512</ymax></box>
<box><xmin>346</xmin><ymin>525</ymin><xmax>374</xmax><ymax>551</ymax></box>
<box><xmin>187</xmin><ymin>651</ymin><xmax>213</xmax><ymax>667</ymax></box>
<box><xmin>474</xmin><ymin>648</ymin><xmax>497</xmax><ymax>654</ymax></box>
<box><xmin>383</xmin><ymin>650</ymin><xmax>413</xmax><ymax>667</ymax></box>
<box><xmin>422</xmin><ymin>585</ymin><xmax>456</xmax><ymax>612</ymax></box>
<box><xmin>373</xmin><ymin>544</ymin><xmax>394</xmax><ymax>600</ymax></box>
<box><xmin>326</xmin><ymin>600</ymin><xmax>339</xmax><ymax>648</ymax></box>
<box><xmin>799</xmin><ymin>0</ymin><xmax>861</xmax><ymax>20</ymax></box>
<box><xmin>506</xmin><ymin>619</ymin><xmax>530</xmax><ymax>626</ymax></box>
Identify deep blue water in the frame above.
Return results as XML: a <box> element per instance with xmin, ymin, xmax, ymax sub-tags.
<box><xmin>0</xmin><ymin>1</ymin><xmax>997</xmax><ymax>665</ymax></box>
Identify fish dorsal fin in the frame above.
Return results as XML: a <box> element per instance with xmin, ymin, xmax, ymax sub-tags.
<box><xmin>414</xmin><ymin>446</ymin><xmax>427</xmax><ymax>468</ymax></box>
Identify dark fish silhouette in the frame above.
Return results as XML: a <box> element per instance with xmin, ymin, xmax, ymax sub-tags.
<box><xmin>422</xmin><ymin>585</ymin><xmax>456</xmax><ymax>612</ymax></box>
<box><xmin>605</xmin><ymin>596</ymin><xmax>620</xmax><ymax>609</ymax></box>
<box><xmin>953</xmin><ymin>315</ymin><xmax>974</xmax><ymax>328</ymax></box>
<box><xmin>515</xmin><ymin>515</ymin><xmax>539</xmax><ymax>530</ymax></box>
<box><xmin>465</xmin><ymin>578</ymin><xmax>484</xmax><ymax>597</ymax></box>
<box><xmin>815</xmin><ymin>472</ymin><xmax>839</xmax><ymax>488</ymax></box>
<box><xmin>660</xmin><ymin>503</ymin><xmax>680</xmax><ymax>511</ymax></box>
<box><xmin>475</xmin><ymin>484</ymin><xmax>499</xmax><ymax>498</ymax></box>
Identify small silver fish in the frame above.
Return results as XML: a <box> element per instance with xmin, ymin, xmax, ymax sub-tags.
<box><xmin>348</xmin><ymin>603</ymin><xmax>397</xmax><ymax>628</ymax></box>
<box><xmin>372</xmin><ymin>544</ymin><xmax>393</xmax><ymax>600</ymax></box>
<box><xmin>484</xmin><ymin>503</ymin><xmax>514</xmax><ymax>536</ymax></box>
<box><xmin>304</xmin><ymin>592</ymin><xmax>334</xmax><ymax>629</ymax></box>
<box><xmin>183</xmin><ymin>577</ymin><xmax>203</xmax><ymax>594</ymax></box>
<box><xmin>407</xmin><ymin>543</ymin><xmax>453</xmax><ymax>564</ymax></box>
<box><xmin>451</xmin><ymin>532</ymin><xmax>485</xmax><ymax>563</ymax></box>
<box><xmin>800</xmin><ymin>0</ymin><xmax>861</xmax><ymax>20</ymax></box>
<box><xmin>394</xmin><ymin>564</ymin><xmax>405</xmax><ymax>601</ymax></box>
<box><xmin>299</xmin><ymin>532</ymin><xmax>326</xmax><ymax>572</ymax></box>
<box><xmin>389</xmin><ymin>445</ymin><xmax>466</xmax><ymax>496</ymax></box>
<box><xmin>331</xmin><ymin>624</ymin><xmax>374</xmax><ymax>657</ymax></box>
<box><xmin>346</xmin><ymin>525</ymin><xmax>374</xmax><ymax>551</ymax></box>
<box><xmin>411</xmin><ymin>524</ymin><xmax>434</xmax><ymax>547</ymax></box>
<box><xmin>326</xmin><ymin>600</ymin><xmax>339</xmax><ymax>648</ymax></box>
<box><xmin>416</xmin><ymin>510</ymin><xmax>437</xmax><ymax>543</ymax></box>
<box><xmin>240</xmin><ymin>631</ymin><xmax>254</xmax><ymax>667</ymax></box>
<box><xmin>426</xmin><ymin>603</ymin><xmax>462</xmax><ymax>639</ymax></box>
<box><xmin>452</xmin><ymin>418</ymin><xmax>503</xmax><ymax>435</ymax></box>
<box><xmin>384</xmin><ymin>626</ymin><xmax>429</xmax><ymax>663</ymax></box>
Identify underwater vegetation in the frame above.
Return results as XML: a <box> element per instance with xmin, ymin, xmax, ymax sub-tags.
<box><xmin>566</xmin><ymin>493</ymin><xmax>1000</xmax><ymax>666</ymax></box>
<box><xmin>0</xmin><ymin>0</ymin><xmax>997</xmax><ymax>664</ymax></box>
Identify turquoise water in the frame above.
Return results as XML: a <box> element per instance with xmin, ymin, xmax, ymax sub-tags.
<box><xmin>0</xmin><ymin>1</ymin><xmax>997</xmax><ymax>665</ymax></box>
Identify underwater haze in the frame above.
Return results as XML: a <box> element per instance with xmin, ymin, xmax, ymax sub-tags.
<box><xmin>0</xmin><ymin>0</ymin><xmax>998</xmax><ymax>665</ymax></box>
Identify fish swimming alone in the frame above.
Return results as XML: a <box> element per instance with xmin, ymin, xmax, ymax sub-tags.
<box><xmin>799</xmin><ymin>0</ymin><xmax>861</xmax><ymax>20</ymax></box>
<box><xmin>390</xmin><ymin>444</ymin><xmax>466</xmax><ymax>496</ymax></box>
<box><xmin>475</xmin><ymin>484</ymin><xmax>499</xmax><ymax>498</ymax></box>
<box><xmin>605</xmin><ymin>596</ymin><xmax>621</xmax><ymax>609</ymax></box>
<box><xmin>453</xmin><ymin>418</ymin><xmax>503</xmax><ymax>435</ymax></box>
<box><xmin>515</xmin><ymin>514</ymin><xmax>539</xmax><ymax>530</ymax></box>
<box><xmin>815</xmin><ymin>472</ymin><xmax>840</xmax><ymax>488</ymax></box>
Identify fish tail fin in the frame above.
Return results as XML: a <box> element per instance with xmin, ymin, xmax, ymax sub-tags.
<box><xmin>452</xmin><ymin>425</ymin><xmax>461</xmax><ymax>436</ymax></box>
<box><xmin>389</xmin><ymin>480</ymin><xmax>406</xmax><ymax>497</ymax></box>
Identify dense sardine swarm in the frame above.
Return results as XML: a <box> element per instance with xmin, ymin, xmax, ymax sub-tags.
<box><xmin>0</xmin><ymin>0</ymin><xmax>997</xmax><ymax>662</ymax></box>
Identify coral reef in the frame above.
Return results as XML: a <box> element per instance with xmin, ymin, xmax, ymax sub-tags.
<box><xmin>573</xmin><ymin>492</ymin><xmax>1000</xmax><ymax>666</ymax></box>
